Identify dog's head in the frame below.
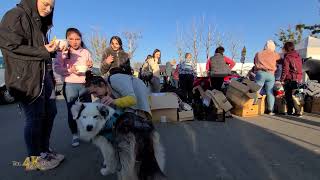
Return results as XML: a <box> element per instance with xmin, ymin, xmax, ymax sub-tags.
<box><xmin>71</xmin><ymin>102</ymin><xmax>115</xmax><ymax>141</ymax></box>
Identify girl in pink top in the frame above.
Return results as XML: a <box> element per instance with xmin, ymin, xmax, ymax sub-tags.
<box><xmin>54</xmin><ymin>28</ymin><xmax>93</xmax><ymax>147</ymax></box>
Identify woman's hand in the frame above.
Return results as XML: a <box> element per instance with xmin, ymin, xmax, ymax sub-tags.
<box><xmin>101</xmin><ymin>96</ymin><xmax>114</xmax><ymax>106</ymax></box>
<box><xmin>44</xmin><ymin>41</ymin><xmax>58</xmax><ymax>53</ymax></box>
<box><xmin>104</xmin><ymin>55</ymin><xmax>114</xmax><ymax>64</ymax></box>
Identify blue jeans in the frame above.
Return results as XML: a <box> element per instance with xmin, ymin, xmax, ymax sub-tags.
<box><xmin>21</xmin><ymin>72</ymin><xmax>57</xmax><ymax>156</ymax></box>
<box><xmin>255</xmin><ymin>71</ymin><xmax>275</xmax><ymax>112</ymax></box>
<box><xmin>63</xmin><ymin>83</ymin><xmax>91</xmax><ymax>134</ymax></box>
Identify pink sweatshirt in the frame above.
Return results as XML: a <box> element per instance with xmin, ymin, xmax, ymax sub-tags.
<box><xmin>254</xmin><ymin>50</ymin><xmax>280</xmax><ymax>74</ymax></box>
<box><xmin>55</xmin><ymin>48</ymin><xmax>93</xmax><ymax>84</ymax></box>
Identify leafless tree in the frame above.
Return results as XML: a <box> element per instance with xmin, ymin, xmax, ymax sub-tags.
<box><xmin>203</xmin><ymin>24</ymin><xmax>216</xmax><ymax>60</ymax></box>
<box><xmin>122</xmin><ymin>31</ymin><xmax>142</xmax><ymax>59</ymax></box>
<box><xmin>227</xmin><ymin>34</ymin><xmax>242</xmax><ymax>61</ymax></box>
<box><xmin>89</xmin><ymin>29</ymin><xmax>108</xmax><ymax>67</ymax></box>
<box><xmin>176</xmin><ymin>22</ymin><xmax>185</xmax><ymax>62</ymax></box>
<box><xmin>185</xmin><ymin>18</ymin><xmax>203</xmax><ymax>64</ymax></box>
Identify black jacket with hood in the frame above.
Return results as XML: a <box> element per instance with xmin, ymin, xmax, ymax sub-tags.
<box><xmin>100</xmin><ymin>47</ymin><xmax>131</xmax><ymax>76</ymax></box>
<box><xmin>0</xmin><ymin>0</ymin><xmax>54</xmax><ymax>103</ymax></box>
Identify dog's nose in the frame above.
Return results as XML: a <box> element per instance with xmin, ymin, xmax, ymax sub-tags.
<box><xmin>86</xmin><ymin>125</ymin><xmax>93</xmax><ymax>131</ymax></box>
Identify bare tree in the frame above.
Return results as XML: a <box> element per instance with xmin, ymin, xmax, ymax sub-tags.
<box><xmin>227</xmin><ymin>34</ymin><xmax>242</xmax><ymax>61</ymax></box>
<box><xmin>185</xmin><ymin>18</ymin><xmax>203</xmax><ymax>64</ymax></box>
<box><xmin>122</xmin><ymin>31</ymin><xmax>142</xmax><ymax>59</ymax></box>
<box><xmin>89</xmin><ymin>29</ymin><xmax>107</xmax><ymax>67</ymax></box>
<box><xmin>176</xmin><ymin>22</ymin><xmax>184</xmax><ymax>62</ymax></box>
<box><xmin>214</xmin><ymin>31</ymin><xmax>226</xmax><ymax>47</ymax></box>
<box><xmin>203</xmin><ymin>24</ymin><xmax>216</xmax><ymax>60</ymax></box>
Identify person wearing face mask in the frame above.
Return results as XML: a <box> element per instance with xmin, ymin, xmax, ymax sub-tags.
<box><xmin>100</xmin><ymin>36</ymin><xmax>131</xmax><ymax>76</ymax></box>
<box><xmin>54</xmin><ymin>28</ymin><xmax>93</xmax><ymax>147</ymax></box>
<box><xmin>0</xmin><ymin>0</ymin><xmax>65</xmax><ymax>171</ymax></box>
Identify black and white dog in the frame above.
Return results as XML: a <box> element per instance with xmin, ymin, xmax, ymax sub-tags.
<box><xmin>71</xmin><ymin>102</ymin><xmax>166</xmax><ymax>180</ymax></box>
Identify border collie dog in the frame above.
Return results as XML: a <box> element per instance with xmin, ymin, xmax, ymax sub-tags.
<box><xmin>71</xmin><ymin>102</ymin><xmax>166</xmax><ymax>180</ymax></box>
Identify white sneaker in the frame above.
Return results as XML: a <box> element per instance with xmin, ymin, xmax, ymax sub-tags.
<box><xmin>24</xmin><ymin>155</ymin><xmax>60</xmax><ymax>171</ymax></box>
<box><xmin>47</xmin><ymin>152</ymin><xmax>65</xmax><ymax>162</ymax></box>
<box><xmin>72</xmin><ymin>135</ymin><xmax>80</xmax><ymax>147</ymax></box>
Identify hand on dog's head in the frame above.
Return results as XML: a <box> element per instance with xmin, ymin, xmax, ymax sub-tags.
<box><xmin>71</xmin><ymin>102</ymin><xmax>115</xmax><ymax>141</ymax></box>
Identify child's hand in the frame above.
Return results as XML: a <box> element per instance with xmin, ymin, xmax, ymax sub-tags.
<box><xmin>70</xmin><ymin>65</ymin><xmax>78</xmax><ymax>74</ymax></box>
<box><xmin>87</xmin><ymin>60</ymin><xmax>93</xmax><ymax>68</ymax></box>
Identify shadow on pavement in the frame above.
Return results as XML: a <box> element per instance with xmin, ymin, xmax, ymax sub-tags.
<box><xmin>0</xmin><ymin>99</ymin><xmax>319</xmax><ymax>180</ymax></box>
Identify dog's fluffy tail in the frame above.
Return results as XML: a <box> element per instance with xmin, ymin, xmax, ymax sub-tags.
<box><xmin>137</xmin><ymin>131</ymin><xmax>166</xmax><ymax>180</ymax></box>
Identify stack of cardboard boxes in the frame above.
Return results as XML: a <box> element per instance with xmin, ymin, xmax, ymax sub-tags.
<box><xmin>150</xmin><ymin>93</ymin><xmax>194</xmax><ymax>123</ymax></box>
<box><xmin>304</xmin><ymin>81</ymin><xmax>320</xmax><ymax>113</ymax></box>
<box><xmin>226</xmin><ymin>79</ymin><xmax>265</xmax><ymax>117</ymax></box>
<box><xmin>203</xmin><ymin>89</ymin><xmax>233</xmax><ymax>121</ymax></box>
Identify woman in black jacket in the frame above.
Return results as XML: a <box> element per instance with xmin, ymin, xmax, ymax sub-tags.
<box><xmin>0</xmin><ymin>0</ymin><xmax>64</xmax><ymax>171</ymax></box>
<box><xmin>100</xmin><ymin>36</ymin><xmax>131</xmax><ymax>76</ymax></box>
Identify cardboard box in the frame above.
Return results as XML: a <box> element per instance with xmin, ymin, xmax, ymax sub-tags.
<box><xmin>152</xmin><ymin>109</ymin><xmax>178</xmax><ymax>123</ymax></box>
<box><xmin>232</xmin><ymin>104</ymin><xmax>260</xmax><ymax>117</ymax></box>
<box><xmin>242</xmin><ymin>79</ymin><xmax>261</xmax><ymax>92</ymax></box>
<box><xmin>311</xmin><ymin>97</ymin><xmax>320</xmax><ymax>113</ymax></box>
<box><xmin>205</xmin><ymin>90</ymin><xmax>233</xmax><ymax>112</ymax></box>
<box><xmin>150</xmin><ymin>93</ymin><xmax>179</xmax><ymax>122</ymax></box>
<box><xmin>229</xmin><ymin>80</ymin><xmax>250</xmax><ymax>94</ymax></box>
<box><xmin>178</xmin><ymin>110</ymin><xmax>194</xmax><ymax>122</ymax></box>
<box><xmin>226</xmin><ymin>87</ymin><xmax>251</xmax><ymax>107</ymax></box>
<box><xmin>231</xmin><ymin>96</ymin><xmax>266</xmax><ymax>117</ymax></box>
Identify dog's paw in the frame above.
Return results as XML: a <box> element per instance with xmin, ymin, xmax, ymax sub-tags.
<box><xmin>100</xmin><ymin>167</ymin><xmax>112</xmax><ymax>176</ymax></box>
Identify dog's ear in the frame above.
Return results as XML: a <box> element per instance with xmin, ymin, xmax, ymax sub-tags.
<box><xmin>71</xmin><ymin>102</ymin><xmax>85</xmax><ymax>120</ymax></box>
<box><xmin>97</xmin><ymin>104</ymin><xmax>109</xmax><ymax>118</ymax></box>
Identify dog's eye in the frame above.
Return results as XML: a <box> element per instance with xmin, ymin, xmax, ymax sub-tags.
<box><xmin>93</xmin><ymin>115</ymin><xmax>98</xmax><ymax>118</ymax></box>
<box><xmin>82</xmin><ymin>116</ymin><xmax>86</xmax><ymax>119</ymax></box>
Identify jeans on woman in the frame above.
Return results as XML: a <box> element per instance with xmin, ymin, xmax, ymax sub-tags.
<box><xmin>21</xmin><ymin>72</ymin><xmax>57</xmax><ymax>156</ymax></box>
<box><xmin>63</xmin><ymin>83</ymin><xmax>91</xmax><ymax>135</ymax></box>
<box><xmin>255</xmin><ymin>71</ymin><xmax>275</xmax><ymax>112</ymax></box>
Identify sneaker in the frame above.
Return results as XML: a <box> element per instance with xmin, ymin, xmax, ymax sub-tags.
<box><xmin>72</xmin><ymin>135</ymin><xmax>80</xmax><ymax>147</ymax></box>
<box><xmin>293</xmin><ymin>113</ymin><xmax>303</xmax><ymax>117</ymax></box>
<box><xmin>47</xmin><ymin>152</ymin><xmax>65</xmax><ymax>163</ymax></box>
<box><xmin>268</xmin><ymin>112</ymin><xmax>275</xmax><ymax>116</ymax></box>
<box><xmin>37</xmin><ymin>154</ymin><xmax>60</xmax><ymax>171</ymax></box>
<box><xmin>25</xmin><ymin>155</ymin><xmax>60</xmax><ymax>171</ymax></box>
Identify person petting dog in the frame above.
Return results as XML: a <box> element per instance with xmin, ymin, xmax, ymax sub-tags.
<box><xmin>82</xmin><ymin>70</ymin><xmax>166</xmax><ymax>179</ymax></box>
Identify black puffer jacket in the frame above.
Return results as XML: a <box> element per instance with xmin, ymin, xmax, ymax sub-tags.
<box><xmin>0</xmin><ymin>0</ymin><xmax>54</xmax><ymax>103</ymax></box>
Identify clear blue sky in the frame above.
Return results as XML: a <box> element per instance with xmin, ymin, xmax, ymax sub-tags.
<box><xmin>0</xmin><ymin>0</ymin><xmax>319</xmax><ymax>63</ymax></box>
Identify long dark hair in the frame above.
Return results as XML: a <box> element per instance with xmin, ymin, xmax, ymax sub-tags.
<box><xmin>85</xmin><ymin>71</ymin><xmax>107</xmax><ymax>88</ymax></box>
<box><xmin>65</xmin><ymin>27</ymin><xmax>86</xmax><ymax>59</ymax></box>
<box><xmin>283</xmin><ymin>41</ymin><xmax>295</xmax><ymax>53</ymax></box>
<box><xmin>152</xmin><ymin>49</ymin><xmax>161</xmax><ymax>64</ymax></box>
<box><xmin>110</xmin><ymin>36</ymin><xmax>123</xmax><ymax>50</ymax></box>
